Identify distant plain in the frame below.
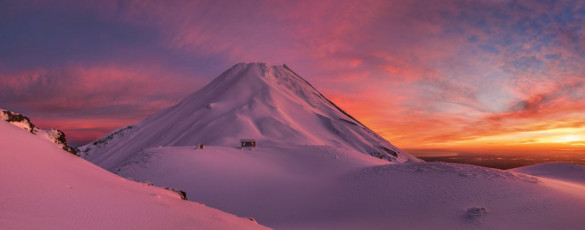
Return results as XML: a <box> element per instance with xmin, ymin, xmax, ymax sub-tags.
<box><xmin>406</xmin><ymin>149</ymin><xmax>585</xmax><ymax>169</ymax></box>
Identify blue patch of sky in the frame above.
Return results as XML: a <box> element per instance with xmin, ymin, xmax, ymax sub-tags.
<box><xmin>0</xmin><ymin>6</ymin><xmax>162</xmax><ymax>70</ymax></box>
<box><xmin>473</xmin><ymin>1</ymin><xmax>585</xmax><ymax>57</ymax></box>
<box><xmin>506</xmin><ymin>1</ymin><xmax>530</xmax><ymax>12</ymax></box>
<box><xmin>510</xmin><ymin>56</ymin><xmax>544</xmax><ymax>72</ymax></box>
<box><xmin>0</xmin><ymin>3</ymin><xmax>230</xmax><ymax>80</ymax></box>
<box><xmin>545</xmin><ymin>54</ymin><xmax>560</xmax><ymax>59</ymax></box>
<box><xmin>577</xmin><ymin>4</ymin><xmax>585</xmax><ymax>17</ymax></box>
<box><xmin>479</xmin><ymin>44</ymin><xmax>500</xmax><ymax>54</ymax></box>
<box><xmin>553</xmin><ymin>5</ymin><xmax>577</xmax><ymax>26</ymax></box>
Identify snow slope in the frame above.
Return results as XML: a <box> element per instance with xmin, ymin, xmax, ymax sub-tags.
<box><xmin>0</xmin><ymin>121</ymin><xmax>268</xmax><ymax>230</ymax></box>
<box><xmin>80</xmin><ymin>63</ymin><xmax>419</xmax><ymax>171</ymax></box>
<box><xmin>116</xmin><ymin>146</ymin><xmax>585</xmax><ymax>229</ymax></box>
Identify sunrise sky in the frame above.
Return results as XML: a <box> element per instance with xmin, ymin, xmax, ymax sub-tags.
<box><xmin>1</xmin><ymin>0</ymin><xmax>584</xmax><ymax>150</ymax></box>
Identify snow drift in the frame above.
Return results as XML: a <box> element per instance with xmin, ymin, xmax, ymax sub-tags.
<box><xmin>80</xmin><ymin>63</ymin><xmax>419</xmax><ymax>170</ymax></box>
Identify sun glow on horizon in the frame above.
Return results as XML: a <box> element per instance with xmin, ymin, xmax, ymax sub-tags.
<box><xmin>553</xmin><ymin>135</ymin><xmax>581</xmax><ymax>143</ymax></box>
<box><xmin>390</xmin><ymin>126</ymin><xmax>585</xmax><ymax>150</ymax></box>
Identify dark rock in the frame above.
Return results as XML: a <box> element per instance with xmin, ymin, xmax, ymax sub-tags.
<box><xmin>465</xmin><ymin>206</ymin><xmax>487</xmax><ymax>221</ymax></box>
<box><xmin>178</xmin><ymin>190</ymin><xmax>188</xmax><ymax>200</ymax></box>
<box><xmin>378</xmin><ymin>146</ymin><xmax>398</xmax><ymax>157</ymax></box>
<box><xmin>1</xmin><ymin>110</ymin><xmax>35</xmax><ymax>133</ymax></box>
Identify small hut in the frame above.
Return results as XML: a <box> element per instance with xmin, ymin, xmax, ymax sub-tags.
<box><xmin>240</xmin><ymin>139</ymin><xmax>256</xmax><ymax>148</ymax></box>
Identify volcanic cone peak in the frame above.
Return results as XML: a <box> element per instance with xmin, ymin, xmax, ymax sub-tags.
<box><xmin>80</xmin><ymin>63</ymin><xmax>419</xmax><ymax>170</ymax></box>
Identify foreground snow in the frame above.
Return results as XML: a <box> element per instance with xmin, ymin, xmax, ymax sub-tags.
<box><xmin>0</xmin><ymin>121</ymin><xmax>268</xmax><ymax>230</ymax></box>
<box><xmin>116</xmin><ymin>145</ymin><xmax>585</xmax><ymax>230</ymax></box>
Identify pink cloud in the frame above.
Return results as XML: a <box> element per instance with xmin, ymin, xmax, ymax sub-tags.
<box><xmin>0</xmin><ymin>63</ymin><xmax>207</xmax><ymax>144</ymax></box>
<box><xmin>3</xmin><ymin>0</ymin><xmax>585</xmax><ymax>150</ymax></box>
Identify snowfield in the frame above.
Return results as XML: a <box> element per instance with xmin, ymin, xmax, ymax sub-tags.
<box><xmin>0</xmin><ymin>121</ymin><xmax>269</xmax><ymax>230</ymax></box>
<box><xmin>115</xmin><ymin>145</ymin><xmax>585</xmax><ymax>230</ymax></box>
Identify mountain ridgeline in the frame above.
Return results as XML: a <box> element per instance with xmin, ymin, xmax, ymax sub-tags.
<box><xmin>1</xmin><ymin>109</ymin><xmax>77</xmax><ymax>155</ymax></box>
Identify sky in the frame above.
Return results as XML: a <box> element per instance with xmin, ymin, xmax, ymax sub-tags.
<box><xmin>1</xmin><ymin>0</ymin><xmax>584</xmax><ymax>150</ymax></box>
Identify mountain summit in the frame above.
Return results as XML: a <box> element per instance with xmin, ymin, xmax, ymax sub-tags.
<box><xmin>80</xmin><ymin>63</ymin><xmax>418</xmax><ymax>170</ymax></box>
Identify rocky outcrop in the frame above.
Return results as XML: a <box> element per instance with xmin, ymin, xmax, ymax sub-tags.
<box><xmin>1</xmin><ymin>109</ymin><xmax>77</xmax><ymax>155</ymax></box>
<box><xmin>46</xmin><ymin>129</ymin><xmax>78</xmax><ymax>155</ymax></box>
<box><xmin>1</xmin><ymin>110</ymin><xmax>36</xmax><ymax>133</ymax></box>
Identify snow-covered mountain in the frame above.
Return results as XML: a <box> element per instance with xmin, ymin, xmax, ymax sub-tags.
<box><xmin>80</xmin><ymin>63</ymin><xmax>419</xmax><ymax>170</ymax></box>
<box><xmin>1</xmin><ymin>108</ymin><xmax>76</xmax><ymax>155</ymax></box>
<box><xmin>0</xmin><ymin>114</ymin><xmax>268</xmax><ymax>229</ymax></box>
<box><xmin>76</xmin><ymin>62</ymin><xmax>585</xmax><ymax>229</ymax></box>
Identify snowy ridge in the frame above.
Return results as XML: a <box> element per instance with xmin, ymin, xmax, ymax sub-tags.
<box><xmin>81</xmin><ymin>63</ymin><xmax>419</xmax><ymax>170</ymax></box>
<box><xmin>79</xmin><ymin>125</ymin><xmax>135</xmax><ymax>158</ymax></box>
<box><xmin>1</xmin><ymin>108</ymin><xmax>77</xmax><ymax>155</ymax></box>
<box><xmin>1</xmin><ymin>108</ymin><xmax>36</xmax><ymax>132</ymax></box>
